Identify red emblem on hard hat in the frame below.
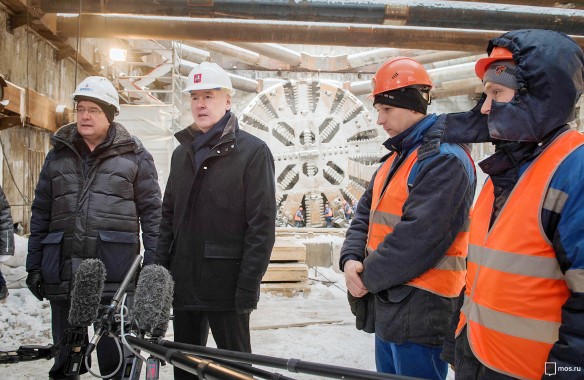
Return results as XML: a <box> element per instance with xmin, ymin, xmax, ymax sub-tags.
<box><xmin>194</xmin><ymin>74</ymin><xmax>202</xmax><ymax>83</ymax></box>
<box><xmin>495</xmin><ymin>65</ymin><xmax>506</xmax><ymax>75</ymax></box>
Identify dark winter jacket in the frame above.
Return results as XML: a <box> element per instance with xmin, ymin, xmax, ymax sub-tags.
<box><xmin>440</xmin><ymin>30</ymin><xmax>584</xmax><ymax>375</ymax></box>
<box><xmin>340</xmin><ymin>114</ymin><xmax>476</xmax><ymax>346</ymax></box>
<box><xmin>26</xmin><ymin>122</ymin><xmax>162</xmax><ymax>301</ymax></box>
<box><xmin>0</xmin><ymin>185</ymin><xmax>14</xmax><ymax>256</ymax></box>
<box><xmin>156</xmin><ymin>112</ymin><xmax>276</xmax><ymax>311</ymax></box>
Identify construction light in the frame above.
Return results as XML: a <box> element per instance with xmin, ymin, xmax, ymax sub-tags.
<box><xmin>109</xmin><ymin>48</ymin><xmax>127</xmax><ymax>62</ymax></box>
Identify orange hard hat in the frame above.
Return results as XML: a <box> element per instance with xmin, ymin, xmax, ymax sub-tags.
<box><xmin>371</xmin><ymin>57</ymin><xmax>432</xmax><ymax>96</ymax></box>
<box><xmin>475</xmin><ymin>46</ymin><xmax>514</xmax><ymax>80</ymax></box>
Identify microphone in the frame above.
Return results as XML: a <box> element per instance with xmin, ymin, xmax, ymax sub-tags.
<box><xmin>131</xmin><ymin>264</ymin><xmax>174</xmax><ymax>337</ymax></box>
<box><xmin>131</xmin><ymin>264</ymin><xmax>174</xmax><ymax>380</ymax></box>
<box><xmin>66</xmin><ymin>258</ymin><xmax>106</xmax><ymax>375</ymax></box>
<box><xmin>86</xmin><ymin>255</ymin><xmax>142</xmax><ymax>357</ymax></box>
<box><xmin>69</xmin><ymin>259</ymin><xmax>106</xmax><ymax>326</ymax></box>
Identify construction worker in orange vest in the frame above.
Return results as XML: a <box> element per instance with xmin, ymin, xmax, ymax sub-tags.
<box><xmin>441</xmin><ymin>29</ymin><xmax>584</xmax><ymax>380</ymax></box>
<box><xmin>340</xmin><ymin>57</ymin><xmax>476</xmax><ymax>379</ymax></box>
<box><xmin>294</xmin><ymin>206</ymin><xmax>304</xmax><ymax>227</ymax></box>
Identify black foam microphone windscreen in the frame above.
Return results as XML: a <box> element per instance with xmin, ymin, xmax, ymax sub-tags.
<box><xmin>131</xmin><ymin>265</ymin><xmax>174</xmax><ymax>336</ymax></box>
<box><xmin>68</xmin><ymin>259</ymin><xmax>106</xmax><ymax>327</ymax></box>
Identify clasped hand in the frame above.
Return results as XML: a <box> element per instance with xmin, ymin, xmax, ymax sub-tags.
<box><xmin>344</xmin><ymin>260</ymin><xmax>369</xmax><ymax>298</ymax></box>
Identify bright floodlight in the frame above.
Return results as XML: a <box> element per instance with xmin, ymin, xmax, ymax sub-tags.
<box><xmin>109</xmin><ymin>48</ymin><xmax>127</xmax><ymax>62</ymax></box>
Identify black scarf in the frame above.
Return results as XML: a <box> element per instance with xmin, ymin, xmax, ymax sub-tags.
<box><xmin>191</xmin><ymin>112</ymin><xmax>229</xmax><ymax>176</ymax></box>
<box><xmin>478</xmin><ymin>126</ymin><xmax>569</xmax><ymax>226</ymax></box>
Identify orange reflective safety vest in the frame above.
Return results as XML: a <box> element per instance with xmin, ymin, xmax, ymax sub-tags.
<box><xmin>366</xmin><ymin>148</ymin><xmax>468</xmax><ymax>297</ymax></box>
<box><xmin>456</xmin><ymin>130</ymin><xmax>584</xmax><ymax>379</ymax></box>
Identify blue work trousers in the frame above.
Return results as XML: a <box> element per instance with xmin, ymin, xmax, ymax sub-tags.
<box><xmin>375</xmin><ymin>335</ymin><xmax>448</xmax><ymax>380</ymax></box>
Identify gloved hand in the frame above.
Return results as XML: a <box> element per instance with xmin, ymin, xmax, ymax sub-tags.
<box><xmin>347</xmin><ymin>291</ymin><xmax>367</xmax><ymax>330</ymax></box>
<box><xmin>235</xmin><ymin>287</ymin><xmax>258</xmax><ymax>314</ymax></box>
<box><xmin>26</xmin><ymin>270</ymin><xmax>44</xmax><ymax>301</ymax></box>
<box><xmin>347</xmin><ymin>291</ymin><xmax>375</xmax><ymax>333</ymax></box>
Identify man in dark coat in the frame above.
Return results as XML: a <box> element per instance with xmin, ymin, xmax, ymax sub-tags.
<box><xmin>26</xmin><ymin>76</ymin><xmax>162</xmax><ymax>380</ymax></box>
<box><xmin>156</xmin><ymin>62</ymin><xmax>276</xmax><ymax>380</ymax></box>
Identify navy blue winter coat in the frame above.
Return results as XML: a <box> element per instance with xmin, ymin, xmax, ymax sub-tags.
<box><xmin>27</xmin><ymin>123</ymin><xmax>162</xmax><ymax>301</ymax></box>
<box><xmin>441</xmin><ymin>29</ymin><xmax>584</xmax><ymax>375</ymax></box>
<box><xmin>340</xmin><ymin>114</ymin><xmax>476</xmax><ymax>346</ymax></box>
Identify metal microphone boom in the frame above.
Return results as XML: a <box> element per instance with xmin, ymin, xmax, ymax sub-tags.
<box><xmin>86</xmin><ymin>254</ymin><xmax>142</xmax><ymax>357</ymax></box>
<box><xmin>157</xmin><ymin>340</ymin><xmax>410</xmax><ymax>380</ymax></box>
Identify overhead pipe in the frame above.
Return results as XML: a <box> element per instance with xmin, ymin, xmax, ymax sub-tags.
<box><xmin>232</xmin><ymin>43</ymin><xmax>302</xmax><ymax>67</ymax></box>
<box><xmin>346</xmin><ymin>48</ymin><xmax>403</xmax><ymax>69</ymax></box>
<box><xmin>410</xmin><ymin>51</ymin><xmax>474</xmax><ymax>65</ymax></box>
<box><xmin>423</xmin><ymin>54</ymin><xmax>487</xmax><ymax>70</ymax></box>
<box><xmin>38</xmin><ymin>0</ymin><xmax>584</xmax><ymax>35</ymax></box>
<box><xmin>52</xmin><ymin>15</ymin><xmax>526</xmax><ymax>52</ymax></box>
<box><xmin>39</xmin><ymin>0</ymin><xmax>386</xmax><ymax>24</ymax></box>
<box><xmin>158</xmin><ymin>41</ymin><xmax>211</xmax><ymax>64</ymax></box>
<box><xmin>178</xmin><ymin>61</ymin><xmax>197</xmax><ymax>77</ymax></box>
<box><xmin>379</xmin><ymin>1</ymin><xmax>584</xmax><ymax>36</ymax></box>
<box><xmin>185</xmin><ymin>41</ymin><xmax>260</xmax><ymax>66</ymax></box>
<box><xmin>447</xmin><ymin>0</ymin><xmax>582</xmax><ymax>8</ymax></box>
<box><xmin>431</xmin><ymin>79</ymin><xmax>484</xmax><ymax>100</ymax></box>
<box><xmin>233</xmin><ymin>44</ymin><xmax>411</xmax><ymax>72</ymax></box>
<box><xmin>428</xmin><ymin>62</ymin><xmax>477</xmax><ymax>85</ymax></box>
<box><xmin>229</xmin><ymin>74</ymin><xmax>259</xmax><ymax>93</ymax></box>
<box><xmin>344</xmin><ymin>80</ymin><xmax>371</xmax><ymax>97</ymax></box>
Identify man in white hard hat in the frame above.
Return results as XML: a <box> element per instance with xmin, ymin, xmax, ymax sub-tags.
<box><xmin>156</xmin><ymin>62</ymin><xmax>276</xmax><ymax>380</ymax></box>
<box><xmin>26</xmin><ymin>76</ymin><xmax>162</xmax><ymax>379</ymax></box>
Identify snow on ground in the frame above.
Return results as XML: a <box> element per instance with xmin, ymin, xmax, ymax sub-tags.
<box><xmin>0</xmin><ymin>236</ymin><xmax>454</xmax><ymax>379</ymax></box>
<box><xmin>0</xmin><ymin>267</ymin><xmax>376</xmax><ymax>379</ymax></box>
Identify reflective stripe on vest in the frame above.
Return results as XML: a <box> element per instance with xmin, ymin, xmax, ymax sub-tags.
<box><xmin>457</xmin><ymin>130</ymin><xmax>584</xmax><ymax>379</ymax></box>
<box><xmin>366</xmin><ymin>148</ymin><xmax>468</xmax><ymax>298</ymax></box>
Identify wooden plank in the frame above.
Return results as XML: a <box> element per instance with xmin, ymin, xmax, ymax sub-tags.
<box><xmin>27</xmin><ymin>89</ymin><xmax>57</xmax><ymax>132</ymax></box>
<box><xmin>262</xmin><ymin>263</ymin><xmax>308</xmax><ymax>283</ymax></box>
<box><xmin>270</xmin><ymin>240</ymin><xmax>306</xmax><ymax>262</ymax></box>
<box><xmin>3</xmin><ymin>82</ymin><xmax>23</xmax><ymax>114</ymax></box>
<box><xmin>3</xmin><ymin>81</ymin><xmax>61</xmax><ymax>132</ymax></box>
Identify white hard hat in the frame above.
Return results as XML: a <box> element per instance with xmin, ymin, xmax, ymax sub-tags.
<box><xmin>183</xmin><ymin>62</ymin><xmax>234</xmax><ymax>94</ymax></box>
<box><xmin>71</xmin><ymin>76</ymin><xmax>120</xmax><ymax>113</ymax></box>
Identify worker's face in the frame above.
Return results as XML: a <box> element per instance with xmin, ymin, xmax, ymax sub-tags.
<box><xmin>190</xmin><ymin>89</ymin><xmax>231</xmax><ymax>133</ymax></box>
<box><xmin>374</xmin><ymin>104</ymin><xmax>423</xmax><ymax>138</ymax></box>
<box><xmin>75</xmin><ymin>100</ymin><xmax>110</xmax><ymax>145</ymax></box>
<box><xmin>480</xmin><ymin>82</ymin><xmax>516</xmax><ymax>115</ymax></box>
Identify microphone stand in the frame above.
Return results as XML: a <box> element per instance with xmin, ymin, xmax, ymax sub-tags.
<box><xmin>86</xmin><ymin>255</ymin><xmax>144</xmax><ymax>379</ymax></box>
<box><xmin>87</xmin><ymin>255</ymin><xmax>142</xmax><ymax>356</ymax></box>
<box><xmin>157</xmin><ymin>340</ymin><xmax>414</xmax><ymax>380</ymax></box>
